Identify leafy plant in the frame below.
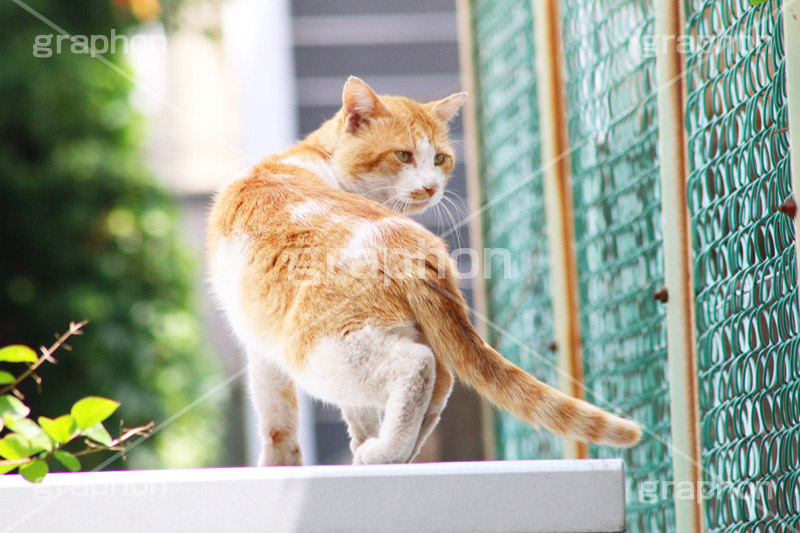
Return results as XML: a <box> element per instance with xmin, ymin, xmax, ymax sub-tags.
<box><xmin>0</xmin><ymin>322</ymin><xmax>152</xmax><ymax>482</ymax></box>
<box><xmin>0</xmin><ymin>0</ymin><xmax>224</xmax><ymax>468</ymax></box>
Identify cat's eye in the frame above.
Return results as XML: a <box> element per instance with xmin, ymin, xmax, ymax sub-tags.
<box><xmin>395</xmin><ymin>151</ymin><xmax>412</xmax><ymax>163</ymax></box>
<box><xmin>434</xmin><ymin>153</ymin><xmax>445</xmax><ymax>165</ymax></box>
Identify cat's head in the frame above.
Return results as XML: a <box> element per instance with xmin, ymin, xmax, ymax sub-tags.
<box><xmin>331</xmin><ymin>77</ymin><xmax>466</xmax><ymax>215</ymax></box>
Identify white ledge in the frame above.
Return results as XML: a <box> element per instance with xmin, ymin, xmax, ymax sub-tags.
<box><xmin>0</xmin><ymin>459</ymin><xmax>625</xmax><ymax>533</ymax></box>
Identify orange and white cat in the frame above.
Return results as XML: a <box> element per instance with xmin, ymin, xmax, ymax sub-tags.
<box><xmin>207</xmin><ymin>77</ymin><xmax>641</xmax><ymax>466</ymax></box>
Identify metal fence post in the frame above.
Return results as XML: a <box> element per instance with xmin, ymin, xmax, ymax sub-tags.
<box><xmin>530</xmin><ymin>0</ymin><xmax>586</xmax><ymax>460</ymax></box>
<box><xmin>653</xmin><ymin>2</ymin><xmax>704</xmax><ymax>531</ymax></box>
<box><xmin>456</xmin><ymin>0</ymin><xmax>496</xmax><ymax>460</ymax></box>
<box><xmin>785</xmin><ymin>0</ymin><xmax>800</xmax><ymax>297</ymax></box>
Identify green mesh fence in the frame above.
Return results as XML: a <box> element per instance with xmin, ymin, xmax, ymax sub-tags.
<box><xmin>560</xmin><ymin>0</ymin><xmax>675</xmax><ymax>530</ymax></box>
<box><xmin>469</xmin><ymin>0</ymin><xmax>562</xmax><ymax>460</ymax></box>
<box><xmin>684</xmin><ymin>0</ymin><xmax>800</xmax><ymax>530</ymax></box>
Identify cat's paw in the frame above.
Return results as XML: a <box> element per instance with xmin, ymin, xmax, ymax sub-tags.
<box><xmin>259</xmin><ymin>444</ymin><xmax>303</xmax><ymax>466</ymax></box>
<box><xmin>349</xmin><ymin>437</ymin><xmax>367</xmax><ymax>455</ymax></box>
<box><xmin>258</xmin><ymin>430</ymin><xmax>303</xmax><ymax>466</ymax></box>
<box><xmin>352</xmin><ymin>438</ymin><xmax>409</xmax><ymax>465</ymax></box>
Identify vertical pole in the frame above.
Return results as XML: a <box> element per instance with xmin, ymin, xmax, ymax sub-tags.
<box><xmin>653</xmin><ymin>2</ymin><xmax>704</xmax><ymax>531</ymax></box>
<box><xmin>784</xmin><ymin>0</ymin><xmax>800</xmax><ymax>303</ymax></box>
<box><xmin>455</xmin><ymin>0</ymin><xmax>496</xmax><ymax>460</ymax></box>
<box><xmin>531</xmin><ymin>0</ymin><xmax>586</xmax><ymax>460</ymax></box>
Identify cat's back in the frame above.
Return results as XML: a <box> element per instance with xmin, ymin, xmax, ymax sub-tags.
<box><xmin>206</xmin><ymin>161</ymin><xmax>455</xmax><ymax>366</ymax></box>
<box><xmin>207</xmin><ymin>161</ymin><xmax>437</xmax><ymax>254</ymax></box>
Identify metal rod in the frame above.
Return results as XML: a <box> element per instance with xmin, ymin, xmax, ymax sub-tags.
<box><xmin>531</xmin><ymin>0</ymin><xmax>587</xmax><ymax>460</ymax></box>
<box><xmin>653</xmin><ymin>1</ymin><xmax>704</xmax><ymax>530</ymax></box>
<box><xmin>455</xmin><ymin>0</ymin><xmax>495</xmax><ymax>461</ymax></box>
<box><xmin>784</xmin><ymin>0</ymin><xmax>800</xmax><ymax>310</ymax></box>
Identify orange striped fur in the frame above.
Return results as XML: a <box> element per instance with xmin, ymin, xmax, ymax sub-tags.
<box><xmin>207</xmin><ymin>77</ymin><xmax>640</xmax><ymax>466</ymax></box>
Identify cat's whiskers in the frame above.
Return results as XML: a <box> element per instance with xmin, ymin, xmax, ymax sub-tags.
<box><xmin>398</xmin><ymin>197</ymin><xmax>412</xmax><ymax>216</ymax></box>
<box><xmin>367</xmin><ymin>185</ymin><xmax>397</xmax><ymax>196</ymax></box>
<box><xmin>433</xmin><ymin>202</ymin><xmax>449</xmax><ymax>242</ymax></box>
<box><xmin>432</xmin><ymin>202</ymin><xmax>443</xmax><ymax>230</ymax></box>
<box><xmin>442</xmin><ymin>191</ymin><xmax>468</xmax><ymax>224</ymax></box>
<box><xmin>439</xmin><ymin>195</ymin><xmax>463</xmax><ymax>251</ymax></box>
<box><xmin>364</xmin><ymin>185</ymin><xmax>399</xmax><ymax>205</ymax></box>
<box><xmin>452</xmin><ymin>194</ymin><xmax>469</xmax><ymax>250</ymax></box>
<box><xmin>441</xmin><ymin>191</ymin><xmax>468</xmax><ymax>251</ymax></box>
<box><xmin>383</xmin><ymin>191</ymin><xmax>408</xmax><ymax>212</ymax></box>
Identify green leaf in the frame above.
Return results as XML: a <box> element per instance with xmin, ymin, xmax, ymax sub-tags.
<box><xmin>71</xmin><ymin>397</ymin><xmax>119</xmax><ymax>430</ymax></box>
<box><xmin>4</xmin><ymin>416</ymin><xmax>42</xmax><ymax>438</ymax></box>
<box><xmin>0</xmin><ymin>395</ymin><xmax>29</xmax><ymax>418</ymax></box>
<box><xmin>0</xmin><ymin>371</ymin><xmax>15</xmax><ymax>385</ymax></box>
<box><xmin>0</xmin><ymin>345</ymin><xmax>38</xmax><ymax>364</ymax></box>
<box><xmin>83</xmin><ymin>423</ymin><xmax>113</xmax><ymax>446</ymax></box>
<box><xmin>2</xmin><ymin>416</ymin><xmax>52</xmax><ymax>453</ymax></box>
<box><xmin>19</xmin><ymin>460</ymin><xmax>48</xmax><ymax>483</ymax></box>
<box><xmin>54</xmin><ymin>450</ymin><xmax>80</xmax><ymax>472</ymax></box>
<box><xmin>0</xmin><ymin>463</ymin><xmax>17</xmax><ymax>475</ymax></box>
<box><xmin>0</xmin><ymin>434</ymin><xmax>32</xmax><ymax>460</ymax></box>
<box><xmin>749</xmin><ymin>0</ymin><xmax>768</xmax><ymax>5</ymax></box>
<box><xmin>38</xmin><ymin>415</ymin><xmax>78</xmax><ymax>444</ymax></box>
<box><xmin>28</xmin><ymin>432</ymin><xmax>54</xmax><ymax>454</ymax></box>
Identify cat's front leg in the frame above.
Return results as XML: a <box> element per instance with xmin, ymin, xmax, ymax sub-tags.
<box><xmin>248</xmin><ymin>353</ymin><xmax>303</xmax><ymax>466</ymax></box>
<box><xmin>342</xmin><ymin>406</ymin><xmax>381</xmax><ymax>455</ymax></box>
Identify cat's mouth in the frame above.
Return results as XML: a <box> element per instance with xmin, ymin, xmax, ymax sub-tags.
<box><xmin>382</xmin><ymin>195</ymin><xmax>435</xmax><ymax>214</ymax></box>
<box><xmin>404</xmin><ymin>199</ymin><xmax>431</xmax><ymax>213</ymax></box>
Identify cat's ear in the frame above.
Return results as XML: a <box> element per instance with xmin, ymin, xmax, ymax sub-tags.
<box><xmin>428</xmin><ymin>92</ymin><xmax>467</xmax><ymax>123</ymax></box>
<box><xmin>342</xmin><ymin>76</ymin><xmax>390</xmax><ymax>132</ymax></box>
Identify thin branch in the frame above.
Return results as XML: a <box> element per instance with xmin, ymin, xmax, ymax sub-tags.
<box><xmin>0</xmin><ymin>320</ymin><xmax>87</xmax><ymax>396</ymax></box>
<box><xmin>0</xmin><ymin>421</ymin><xmax>153</xmax><ymax>469</ymax></box>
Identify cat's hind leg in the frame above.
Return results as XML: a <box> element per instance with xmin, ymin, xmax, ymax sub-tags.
<box><xmin>352</xmin><ymin>342</ymin><xmax>436</xmax><ymax>465</ymax></box>
<box><xmin>248</xmin><ymin>353</ymin><xmax>303</xmax><ymax>466</ymax></box>
<box><xmin>408</xmin><ymin>360</ymin><xmax>453</xmax><ymax>461</ymax></box>
<box><xmin>298</xmin><ymin>324</ymin><xmax>436</xmax><ymax>465</ymax></box>
<box><xmin>342</xmin><ymin>406</ymin><xmax>381</xmax><ymax>455</ymax></box>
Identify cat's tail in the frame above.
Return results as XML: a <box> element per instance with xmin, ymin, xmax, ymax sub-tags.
<box><xmin>408</xmin><ymin>277</ymin><xmax>641</xmax><ymax>447</ymax></box>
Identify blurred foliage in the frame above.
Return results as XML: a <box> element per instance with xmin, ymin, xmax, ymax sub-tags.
<box><xmin>0</xmin><ymin>0</ymin><xmax>223</xmax><ymax>469</ymax></box>
<box><xmin>0</xmin><ymin>323</ymin><xmax>154</xmax><ymax>482</ymax></box>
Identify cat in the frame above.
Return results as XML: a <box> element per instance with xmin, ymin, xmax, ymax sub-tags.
<box><xmin>207</xmin><ymin>77</ymin><xmax>641</xmax><ymax>466</ymax></box>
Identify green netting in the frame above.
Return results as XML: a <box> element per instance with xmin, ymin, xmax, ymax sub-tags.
<box><xmin>684</xmin><ymin>0</ymin><xmax>800</xmax><ymax>530</ymax></box>
<box><xmin>470</xmin><ymin>0</ymin><xmax>561</xmax><ymax>460</ymax></box>
<box><xmin>560</xmin><ymin>0</ymin><xmax>675</xmax><ymax>530</ymax></box>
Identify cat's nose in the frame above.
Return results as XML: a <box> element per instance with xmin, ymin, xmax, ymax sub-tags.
<box><xmin>410</xmin><ymin>187</ymin><xmax>437</xmax><ymax>201</ymax></box>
